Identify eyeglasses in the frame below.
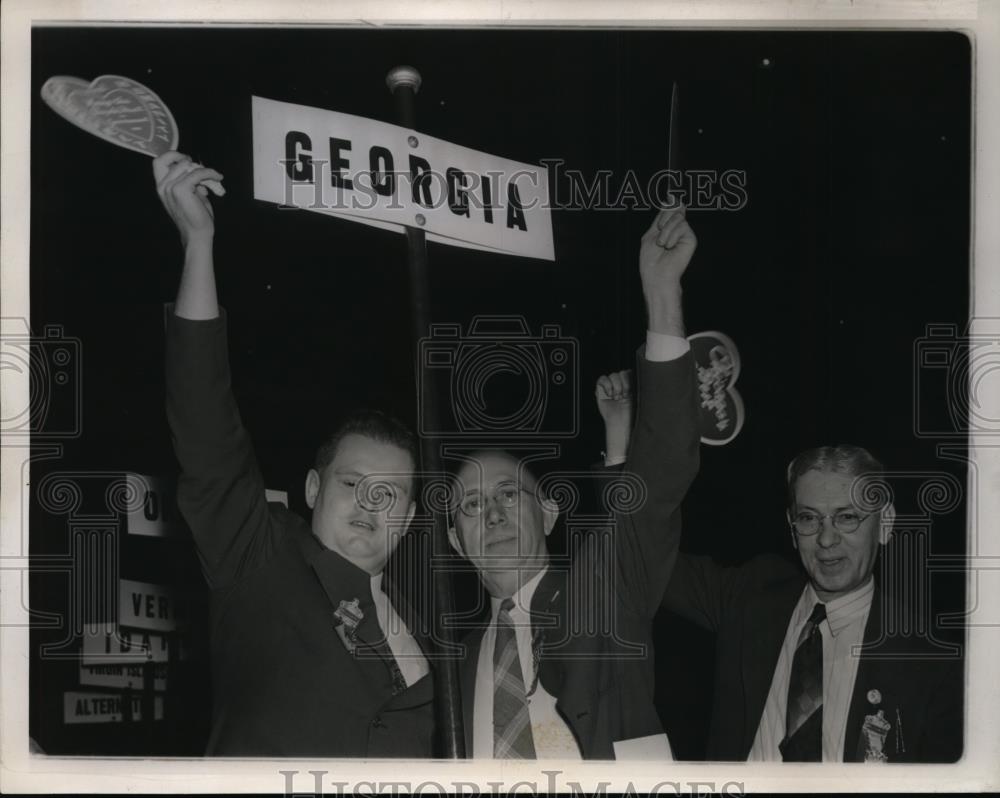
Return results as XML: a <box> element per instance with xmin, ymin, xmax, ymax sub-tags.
<box><xmin>458</xmin><ymin>482</ymin><xmax>538</xmax><ymax>517</ymax></box>
<box><xmin>791</xmin><ymin>509</ymin><xmax>874</xmax><ymax>536</ymax></box>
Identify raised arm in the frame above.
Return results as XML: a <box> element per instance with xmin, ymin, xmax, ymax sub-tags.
<box><xmin>640</xmin><ymin>203</ymin><xmax>695</xmax><ymax>336</ymax></box>
<box><xmin>156</xmin><ymin>151</ymin><xmax>275</xmax><ymax>589</ymax></box>
<box><xmin>609</xmin><ymin>205</ymin><xmax>700</xmax><ymax>620</ymax></box>
<box><xmin>153</xmin><ymin>151</ymin><xmax>225</xmax><ymax>320</ymax></box>
<box><xmin>596</xmin><ymin>206</ymin><xmax>745</xmax><ymax>630</ymax></box>
<box><xmin>595</xmin><ymin>369</ymin><xmax>633</xmax><ymax>466</ymax></box>
<box><xmin>597</xmin><ymin>377</ymin><xmax>740</xmax><ymax>632</ymax></box>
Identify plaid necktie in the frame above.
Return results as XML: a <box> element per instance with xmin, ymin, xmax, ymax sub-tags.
<box><xmin>493</xmin><ymin>598</ymin><xmax>536</xmax><ymax>759</ymax></box>
<box><xmin>780</xmin><ymin>602</ymin><xmax>826</xmax><ymax>762</ymax></box>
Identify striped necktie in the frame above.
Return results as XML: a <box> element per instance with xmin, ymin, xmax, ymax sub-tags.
<box><xmin>492</xmin><ymin>597</ymin><xmax>536</xmax><ymax>759</ymax></box>
<box><xmin>780</xmin><ymin>601</ymin><xmax>826</xmax><ymax>761</ymax></box>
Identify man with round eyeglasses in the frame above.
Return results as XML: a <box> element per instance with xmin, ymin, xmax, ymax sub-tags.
<box><xmin>785</xmin><ymin>452</ymin><xmax>894</xmax><ymax>607</ymax></box>
<box><xmin>600</xmin><ymin>406</ymin><xmax>963</xmax><ymax>762</ymax></box>
<box><xmin>447</xmin><ymin>204</ymin><xmax>701</xmax><ymax>760</ymax></box>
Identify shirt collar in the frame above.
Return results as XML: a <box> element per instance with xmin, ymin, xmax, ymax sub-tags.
<box><xmin>804</xmin><ymin>576</ymin><xmax>875</xmax><ymax>637</ymax></box>
<box><xmin>490</xmin><ymin>565</ymin><xmax>549</xmax><ymax>622</ymax></box>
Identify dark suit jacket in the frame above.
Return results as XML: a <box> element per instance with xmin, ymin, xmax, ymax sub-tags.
<box><xmin>664</xmin><ymin>552</ymin><xmax>963</xmax><ymax>762</ymax></box>
<box><xmin>165</xmin><ymin>311</ymin><xmax>434</xmax><ymax>757</ymax></box>
<box><xmin>459</xmin><ymin>349</ymin><xmax>701</xmax><ymax>758</ymax></box>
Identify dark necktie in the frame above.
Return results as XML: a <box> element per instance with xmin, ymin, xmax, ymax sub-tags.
<box><xmin>780</xmin><ymin>602</ymin><xmax>826</xmax><ymax>762</ymax></box>
<box><xmin>353</xmin><ymin>596</ymin><xmax>408</xmax><ymax>695</ymax></box>
<box><xmin>492</xmin><ymin>598</ymin><xmax>536</xmax><ymax>759</ymax></box>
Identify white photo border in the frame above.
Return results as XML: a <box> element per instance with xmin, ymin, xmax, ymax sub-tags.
<box><xmin>2</xmin><ymin>0</ymin><xmax>997</xmax><ymax>793</ymax></box>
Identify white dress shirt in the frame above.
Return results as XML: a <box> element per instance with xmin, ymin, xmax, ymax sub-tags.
<box><xmin>370</xmin><ymin>574</ymin><xmax>429</xmax><ymax>687</ymax></box>
<box><xmin>472</xmin><ymin>566</ymin><xmax>582</xmax><ymax>759</ymax></box>
<box><xmin>471</xmin><ymin>328</ymin><xmax>689</xmax><ymax>756</ymax></box>
<box><xmin>748</xmin><ymin>577</ymin><xmax>875</xmax><ymax>762</ymax></box>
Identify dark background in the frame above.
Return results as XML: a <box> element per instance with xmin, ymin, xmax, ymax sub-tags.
<box><xmin>28</xmin><ymin>26</ymin><xmax>970</xmax><ymax>758</ymax></box>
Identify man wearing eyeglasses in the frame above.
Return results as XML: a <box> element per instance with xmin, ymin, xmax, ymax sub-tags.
<box><xmin>601</xmin><ymin>400</ymin><xmax>962</xmax><ymax>761</ymax></box>
<box><xmin>447</xmin><ymin>204</ymin><xmax>701</xmax><ymax>759</ymax></box>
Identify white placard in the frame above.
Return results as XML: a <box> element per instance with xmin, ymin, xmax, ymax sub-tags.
<box><xmin>81</xmin><ymin>627</ymin><xmax>172</xmax><ymax>664</ymax></box>
<box><xmin>123</xmin><ymin>472</ymin><xmax>182</xmax><ymax>537</ymax></box>
<box><xmin>79</xmin><ymin>662</ymin><xmax>167</xmax><ymax>691</ymax></box>
<box><xmin>63</xmin><ymin>692</ymin><xmax>164</xmax><ymax>724</ymax></box>
<box><xmin>118</xmin><ymin>579</ymin><xmax>182</xmax><ymax>632</ymax></box>
<box><xmin>252</xmin><ymin>96</ymin><xmax>555</xmax><ymax>261</ymax></box>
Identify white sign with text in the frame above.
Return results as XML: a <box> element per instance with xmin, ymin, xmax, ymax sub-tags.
<box><xmin>63</xmin><ymin>692</ymin><xmax>164</xmax><ymax>724</ymax></box>
<box><xmin>123</xmin><ymin>473</ymin><xmax>182</xmax><ymax>537</ymax></box>
<box><xmin>118</xmin><ymin>580</ymin><xmax>182</xmax><ymax>632</ymax></box>
<box><xmin>81</xmin><ymin>627</ymin><xmax>171</xmax><ymax>664</ymax></box>
<box><xmin>252</xmin><ymin>96</ymin><xmax>554</xmax><ymax>261</ymax></box>
<box><xmin>79</xmin><ymin>662</ymin><xmax>168</xmax><ymax>691</ymax></box>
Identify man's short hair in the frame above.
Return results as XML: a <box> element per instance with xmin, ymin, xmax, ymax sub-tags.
<box><xmin>448</xmin><ymin>448</ymin><xmax>553</xmax><ymax>488</ymax></box>
<box><xmin>314</xmin><ymin>409</ymin><xmax>419</xmax><ymax>476</ymax></box>
<box><xmin>786</xmin><ymin>444</ymin><xmax>886</xmax><ymax>509</ymax></box>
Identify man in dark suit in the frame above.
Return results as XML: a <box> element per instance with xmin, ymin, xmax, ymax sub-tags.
<box><xmin>601</xmin><ymin>407</ymin><xmax>963</xmax><ymax>761</ymax></box>
<box><xmin>446</xmin><ymin>205</ymin><xmax>701</xmax><ymax>759</ymax></box>
<box><xmin>154</xmin><ymin>151</ymin><xmax>434</xmax><ymax>756</ymax></box>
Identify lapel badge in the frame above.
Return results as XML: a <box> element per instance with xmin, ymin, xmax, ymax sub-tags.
<box><xmin>861</xmin><ymin>708</ymin><xmax>891</xmax><ymax>763</ymax></box>
<box><xmin>867</xmin><ymin>688</ymin><xmax>882</xmax><ymax>706</ymax></box>
<box><xmin>334</xmin><ymin>598</ymin><xmax>364</xmax><ymax>653</ymax></box>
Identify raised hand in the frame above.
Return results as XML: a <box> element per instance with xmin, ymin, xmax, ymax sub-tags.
<box><xmin>638</xmin><ymin>202</ymin><xmax>697</xmax><ymax>337</ymax></box>
<box><xmin>596</xmin><ymin>369</ymin><xmax>635</xmax><ymax>464</ymax></box>
<box><xmin>639</xmin><ymin>202</ymin><xmax>697</xmax><ymax>289</ymax></box>
<box><xmin>153</xmin><ymin>150</ymin><xmax>225</xmax><ymax>249</ymax></box>
<box><xmin>154</xmin><ymin>151</ymin><xmax>224</xmax><ymax>320</ymax></box>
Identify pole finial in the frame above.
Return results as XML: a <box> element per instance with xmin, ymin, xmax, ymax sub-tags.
<box><xmin>386</xmin><ymin>65</ymin><xmax>422</xmax><ymax>95</ymax></box>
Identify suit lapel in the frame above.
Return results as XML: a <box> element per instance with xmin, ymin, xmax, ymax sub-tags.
<box><xmin>461</xmin><ymin>624</ymin><xmax>486</xmax><ymax>754</ymax></box>
<box><xmin>742</xmin><ymin>576</ymin><xmax>804</xmax><ymax>756</ymax></box>
<box><xmin>531</xmin><ymin>567</ymin><xmax>570</xmax><ymax>697</ymax></box>
<box><xmin>304</xmin><ymin>544</ymin><xmax>427</xmax><ymax>705</ymax></box>
<box><xmin>844</xmin><ymin>587</ymin><xmax>903</xmax><ymax>762</ymax></box>
<box><xmin>303</xmin><ymin>537</ymin><xmax>372</xmax><ymax>609</ymax></box>
<box><xmin>530</xmin><ymin>567</ymin><xmax>566</xmax><ymax>643</ymax></box>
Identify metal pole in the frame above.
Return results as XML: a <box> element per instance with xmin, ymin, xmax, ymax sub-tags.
<box><xmin>668</xmin><ymin>81</ymin><xmax>680</xmax><ymax>173</ymax></box>
<box><xmin>386</xmin><ymin>65</ymin><xmax>466</xmax><ymax>759</ymax></box>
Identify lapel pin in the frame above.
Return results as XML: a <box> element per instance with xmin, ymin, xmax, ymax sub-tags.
<box><xmin>334</xmin><ymin>598</ymin><xmax>364</xmax><ymax>653</ymax></box>
<box><xmin>861</xmin><ymin>708</ymin><xmax>891</xmax><ymax>763</ymax></box>
<box><xmin>866</xmin><ymin>688</ymin><xmax>882</xmax><ymax>706</ymax></box>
